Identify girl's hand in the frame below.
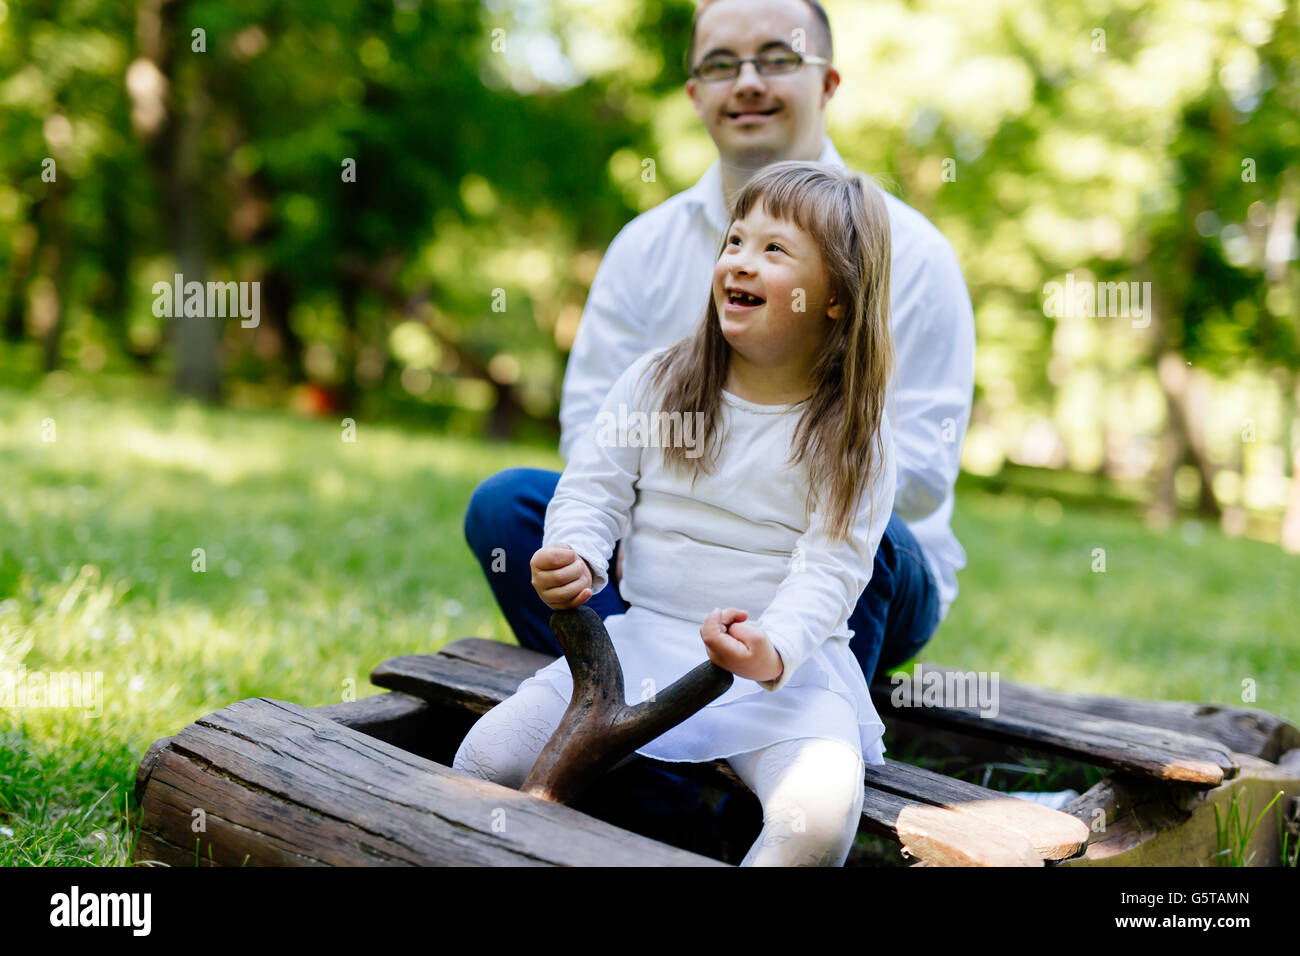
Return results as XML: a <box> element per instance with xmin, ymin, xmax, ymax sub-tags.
<box><xmin>530</xmin><ymin>545</ymin><xmax>594</xmax><ymax>610</ymax></box>
<box><xmin>700</xmin><ymin>607</ymin><xmax>784</xmax><ymax>684</ymax></box>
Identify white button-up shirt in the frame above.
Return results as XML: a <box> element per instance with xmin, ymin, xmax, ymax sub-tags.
<box><xmin>558</xmin><ymin>137</ymin><xmax>974</xmax><ymax>623</ymax></box>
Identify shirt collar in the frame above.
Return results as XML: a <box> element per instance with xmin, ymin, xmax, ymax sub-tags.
<box><xmin>688</xmin><ymin>136</ymin><xmax>847</xmax><ymax>234</ymax></box>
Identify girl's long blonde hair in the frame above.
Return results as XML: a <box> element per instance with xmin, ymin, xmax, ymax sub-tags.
<box><xmin>645</xmin><ymin>161</ymin><xmax>894</xmax><ymax>544</ymax></box>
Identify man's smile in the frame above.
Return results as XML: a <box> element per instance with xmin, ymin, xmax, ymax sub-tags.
<box><xmin>727</xmin><ymin>106</ymin><xmax>781</xmax><ymax>123</ymax></box>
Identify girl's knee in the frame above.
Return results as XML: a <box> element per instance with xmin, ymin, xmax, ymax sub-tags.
<box><xmin>743</xmin><ymin>739</ymin><xmax>864</xmax><ymax>866</ymax></box>
<box><xmin>744</xmin><ymin>805</ymin><xmax>858</xmax><ymax>867</ymax></box>
<box><xmin>452</xmin><ymin>718</ymin><xmax>517</xmax><ymax>786</ymax></box>
<box><xmin>769</xmin><ymin>790</ymin><xmax>860</xmax><ymax>862</ymax></box>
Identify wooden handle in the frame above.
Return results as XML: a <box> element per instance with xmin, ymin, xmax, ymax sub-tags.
<box><xmin>520</xmin><ymin>606</ymin><xmax>733</xmax><ymax>805</ymax></box>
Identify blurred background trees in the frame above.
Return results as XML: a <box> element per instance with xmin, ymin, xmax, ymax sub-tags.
<box><xmin>1</xmin><ymin>0</ymin><xmax>1297</xmax><ymax>545</ymax></box>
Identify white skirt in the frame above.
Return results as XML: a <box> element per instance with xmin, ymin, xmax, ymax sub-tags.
<box><xmin>515</xmin><ymin>605</ymin><xmax>887</xmax><ymax>765</ymax></box>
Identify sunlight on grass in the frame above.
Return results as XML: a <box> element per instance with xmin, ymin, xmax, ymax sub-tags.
<box><xmin>937</xmin><ymin>492</ymin><xmax>1299</xmax><ymax>714</ymax></box>
<box><xmin>1</xmin><ymin>383</ymin><xmax>1297</xmax><ymax>866</ymax></box>
<box><xmin>0</xmin><ymin>384</ymin><xmax>563</xmax><ymax>865</ymax></box>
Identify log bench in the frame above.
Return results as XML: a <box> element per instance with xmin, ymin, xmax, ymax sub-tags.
<box><xmin>131</xmin><ymin>626</ymin><xmax>1300</xmax><ymax>866</ymax></box>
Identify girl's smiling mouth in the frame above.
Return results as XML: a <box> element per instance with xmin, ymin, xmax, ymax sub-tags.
<box><xmin>724</xmin><ymin>286</ymin><xmax>766</xmax><ymax>310</ymax></box>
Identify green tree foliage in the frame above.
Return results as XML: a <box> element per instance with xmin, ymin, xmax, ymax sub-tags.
<box><xmin>0</xmin><ymin>0</ymin><xmax>1296</xmax><ymax>526</ymax></box>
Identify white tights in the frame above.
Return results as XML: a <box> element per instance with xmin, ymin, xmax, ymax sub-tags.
<box><xmin>452</xmin><ymin>681</ymin><xmax>865</xmax><ymax>866</ymax></box>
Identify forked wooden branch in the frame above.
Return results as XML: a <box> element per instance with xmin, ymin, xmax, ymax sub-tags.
<box><xmin>520</xmin><ymin>606</ymin><xmax>734</xmax><ymax>805</ymax></box>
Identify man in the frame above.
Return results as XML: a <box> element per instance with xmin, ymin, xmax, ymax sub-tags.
<box><xmin>463</xmin><ymin>0</ymin><xmax>974</xmax><ymax>854</ymax></box>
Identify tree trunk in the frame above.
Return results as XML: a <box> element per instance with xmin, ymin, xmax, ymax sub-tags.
<box><xmin>134</xmin><ymin>0</ymin><xmax>221</xmax><ymax>401</ymax></box>
<box><xmin>92</xmin><ymin>157</ymin><xmax>155</xmax><ymax>368</ymax></box>
<box><xmin>337</xmin><ymin>274</ymin><xmax>360</xmax><ymax>415</ymax></box>
<box><xmin>1152</xmin><ymin>352</ymin><xmax>1221</xmax><ymax>520</ymax></box>
<box><xmin>3</xmin><ymin>201</ymin><xmax>41</xmax><ymax>343</ymax></box>
<box><xmin>260</xmin><ymin>266</ymin><xmax>303</xmax><ymax>380</ymax></box>
<box><xmin>39</xmin><ymin>220</ymin><xmax>72</xmax><ymax>373</ymax></box>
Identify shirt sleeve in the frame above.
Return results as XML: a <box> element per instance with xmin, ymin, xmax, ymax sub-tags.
<box><xmin>542</xmin><ymin>350</ymin><xmax>664</xmax><ymax>595</ymax></box>
<box><xmin>889</xmin><ymin>236</ymin><xmax>975</xmax><ymax>521</ymax></box>
<box><xmin>558</xmin><ymin>224</ymin><xmax>651</xmax><ymax>465</ymax></box>
<box><xmin>754</xmin><ymin>413</ymin><xmax>898</xmax><ymax>692</ymax></box>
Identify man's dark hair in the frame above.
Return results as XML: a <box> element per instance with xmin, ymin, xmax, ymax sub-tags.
<box><xmin>686</xmin><ymin>0</ymin><xmax>834</xmax><ymax>71</ymax></box>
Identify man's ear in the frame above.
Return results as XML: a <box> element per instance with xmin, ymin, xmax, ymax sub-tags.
<box><xmin>686</xmin><ymin>78</ymin><xmax>704</xmax><ymax>120</ymax></box>
<box><xmin>820</xmin><ymin>66</ymin><xmax>841</xmax><ymax>109</ymax></box>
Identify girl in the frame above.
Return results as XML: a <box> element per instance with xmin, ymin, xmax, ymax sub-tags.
<box><xmin>454</xmin><ymin>161</ymin><xmax>895</xmax><ymax>867</ymax></box>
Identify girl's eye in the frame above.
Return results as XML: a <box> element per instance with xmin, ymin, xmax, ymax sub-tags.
<box><xmin>725</xmin><ymin>235</ymin><xmax>783</xmax><ymax>252</ymax></box>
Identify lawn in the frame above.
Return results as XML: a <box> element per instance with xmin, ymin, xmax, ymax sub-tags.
<box><xmin>1</xmin><ymin>377</ymin><xmax>1297</xmax><ymax>865</ymax></box>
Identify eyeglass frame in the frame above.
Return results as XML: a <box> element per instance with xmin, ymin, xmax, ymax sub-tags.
<box><xmin>688</xmin><ymin>47</ymin><xmax>831</xmax><ymax>82</ymax></box>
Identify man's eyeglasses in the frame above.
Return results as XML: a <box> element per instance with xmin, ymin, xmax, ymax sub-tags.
<box><xmin>690</xmin><ymin>49</ymin><xmax>830</xmax><ymax>82</ymax></box>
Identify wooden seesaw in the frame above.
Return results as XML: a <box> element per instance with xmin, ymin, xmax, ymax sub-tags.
<box><xmin>131</xmin><ymin>607</ymin><xmax>1300</xmax><ymax>866</ymax></box>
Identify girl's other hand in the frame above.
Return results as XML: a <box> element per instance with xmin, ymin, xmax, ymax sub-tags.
<box><xmin>530</xmin><ymin>544</ymin><xmax>594</xmax><ymax>610</ymax></box>
<box><xmin>700</xmin><ymin>607</ymin><xmax>784</xmax><ymax>684</ymax></box>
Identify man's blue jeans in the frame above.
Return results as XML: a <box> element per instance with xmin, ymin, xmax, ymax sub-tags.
<box><xmin>461</xmin><ymin>467</ymin><xmax>941</xmax><ymax>846</ymax></box>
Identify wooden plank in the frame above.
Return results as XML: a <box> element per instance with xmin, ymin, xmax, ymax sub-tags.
<box><xmin>372</xmin><ymin>654</ymin><xmax>522</xmax><ymax>715</ymax></box>
<box><xmin>371</xmin><ymin>652</ymin><xmax>1072</xmax><ymax>865</ymax></box>
<box><xmin>312</xmin><ymin>690</ymin><xmax>430</xmax><ymax>732</ymax></box>
<box><xmin>879</xmin><ymin>663</ymin><xmax>1300</xmax><ymax>762</ymax></box>
<box><xmin>857</xmin><ymin>787</ymin><xmax>1042</xmax><ymax>865</ymax></box>
<box><xmin>311</xmin><ymin>691</ymin><xmax>440</xmax><ymax>753</ymax></box>
<box><xmin>869</xmin><ymin>674</ymin><xmax>1234</xmax><ymax>786</ymax></box>
<box><xmin>894</xmin><ymin>804</ymin><xmax>1043</xmax><ymax>867</ymax></box>
<box><xmin>134</xmin><ymin>697</ymin><xmax>725</xmax><ymax>866</ymax></box>
<box><xmin>862</xmin><ymin>759</ymin><xmax>1088</xmax><ymax>859</ymax></box>
<box><xmin>436</xmin><ymin>637</ymin><xmax>554</xmax><ymax>677</ymax></box>
<box><xmin>434</xmin><ymin>639</ymin><xmax>1240</xmax><ymax>784</ymax></box>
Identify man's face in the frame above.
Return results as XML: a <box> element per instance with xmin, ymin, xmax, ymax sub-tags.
<box><xmin>712</xmin><ymin>203</ymin><xmax>842</xmax><ymax>369</ymax></box>
<box><xmin>686</xmin><ymin>0</ymin><xmax>839</xmax><ymax>167</ymax></box>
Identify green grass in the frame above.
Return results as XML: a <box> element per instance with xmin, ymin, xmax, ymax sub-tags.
<box><xmin>1212</xmin><ymin>787</ymin><xmax>1285</xmax><ymax>867</ymax></box>
<box><xmin>0</xmin><ymin>378</ymin><xmax>1297</xmax><ymax>866</ymax></box>
<box><xmin>937</xmin><ymin>474</ymin><xmax>1299</xmax><ymax>711</ymax></box>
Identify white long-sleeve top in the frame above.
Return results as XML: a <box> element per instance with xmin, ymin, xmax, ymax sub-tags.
<box><xmin>558</xmin><ymin>137</ymin><xmax>973</xmax><ymax>623</ymax></box>
<box><xmin>542</xmin><ymin>348</ymin><xmax>897</xmax><ymax>694</ymax></box>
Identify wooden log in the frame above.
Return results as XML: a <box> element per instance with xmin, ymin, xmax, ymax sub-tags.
<box><xmin>132</xmin><ymin>697</ymin><xmax>725</xmax><ymax>866</ymax></box>
<box><xmin>871</xmin><ymin>673</ymin><xmax>1235</xmax><ymax>786</ymax></box>
<box><xmin>135</xmin><ymin>735</ymin><xmax>174</xmax><ymax>809</ymax></box>
<box><xmin>371</xmin><ymin>650</ymin><xmax>1084</xmax><ymax>864</ymax></box>
<box><xmin>306</xmin><ymin>693</ymin><xmax>726</xmax><ymax>859</ymax></box>
<box><xmin>879</xmin><ymin>663</ymin><xmax>1300</xmax><ymax>762</ymax></box>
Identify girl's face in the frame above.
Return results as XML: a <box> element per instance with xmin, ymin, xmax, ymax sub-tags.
<box><xmin>712</xmin><ymin>203</ymin><xmax>843</xmax><ymax>369</ymax></box>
